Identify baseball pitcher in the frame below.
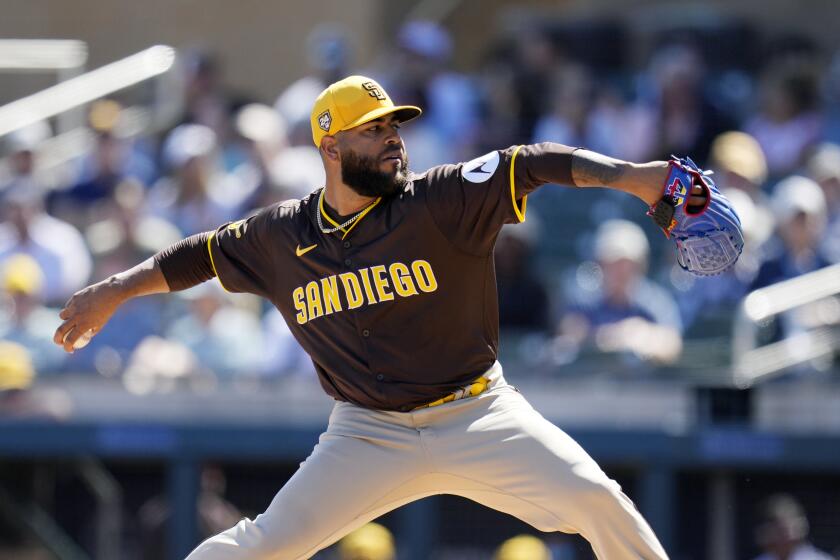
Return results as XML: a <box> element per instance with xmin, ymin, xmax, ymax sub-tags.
<box><xmin>55</xmin><ymin>76</ymin><xmax>742</xmax><ymax>559</ymax></box>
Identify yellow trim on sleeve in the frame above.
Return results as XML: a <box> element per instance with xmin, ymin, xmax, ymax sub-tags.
<box><xmin>509</xmin><ymin>145</ymin><xmax>527</xmax><ymax>223</ymax></box>
<box><xmin>206</xmin><ymin>230</ymin><xmax>230</xmax><ymax>293</ymax></box>
<box><xmin>341</xmin><ymin>197</ymin><xmax>381</xmax><ymax>240</ymax></box>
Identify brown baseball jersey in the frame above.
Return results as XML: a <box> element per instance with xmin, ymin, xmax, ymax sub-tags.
<box><xmin>206</xmin><ymin>143</ymin><xmax>575</xmax><ymax>411</ymax></box>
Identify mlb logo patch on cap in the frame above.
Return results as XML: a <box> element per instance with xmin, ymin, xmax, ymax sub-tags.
<box><xmin>318</xmin><ymin>110</ymin><xmax>332</xmax><ymax>132</ymax></box>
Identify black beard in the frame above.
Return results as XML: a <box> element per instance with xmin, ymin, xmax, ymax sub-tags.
<box><xmin>340</xmin><ymin>148</ymin><xmax>409</xmax><ymax>198</ymax></box>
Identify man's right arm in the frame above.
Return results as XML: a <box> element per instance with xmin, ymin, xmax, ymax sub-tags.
<box><xmin>53</xmin><ymin>232</ymin><xmax>215</xmax><ymax>353</ymax></box>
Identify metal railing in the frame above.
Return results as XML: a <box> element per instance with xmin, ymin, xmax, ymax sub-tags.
<box><xmin>732</xmin><ymin>263</ymin><xmax>840</xmax><ymax>387</ymax></box>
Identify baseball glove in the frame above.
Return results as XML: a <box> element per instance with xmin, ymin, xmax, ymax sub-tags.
<box><xmin>648</xmin><ymin>156</ymin><xmax>744</xmax><ymax>276</ymax></box>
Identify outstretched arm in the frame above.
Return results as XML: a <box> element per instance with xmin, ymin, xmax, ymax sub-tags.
<box><xmin>53</xmin><ymin>257</ymin><xmax>169</xmax><ymax>352</ymax></box>
<box><xmin>53</xmin><ymin>232</ymin><xmax>214</xmax><ymax>353</ymax></box>
<box><xmin>571</xmin><ymin>149</ymin><xmax>706</xmax><ymax>207</ymax></box>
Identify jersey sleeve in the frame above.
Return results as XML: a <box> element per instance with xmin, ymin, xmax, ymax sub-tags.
<box><xmin>206</xmin><ymin>205</ymin><xmax>278</xmax><ymax>298</ymax></box>
<box><xmin>423</xmin><ymin>142</ymin><xmax>576</xmax><ymax>254</ymax></box>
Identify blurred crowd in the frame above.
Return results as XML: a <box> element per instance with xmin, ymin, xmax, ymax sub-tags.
<box><xmin>2</xmin><ymin>16</ymin><xmax>840</xmax><ymax>398</ymax></box>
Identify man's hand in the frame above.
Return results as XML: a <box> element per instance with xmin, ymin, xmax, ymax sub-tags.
<box><xmin>52</xmin><ymin>257</ymin><xmax>170</xmax><ymax>353</ymax></box>
<box><xmin>53</xmin><ymin>278</ymin><xmax>124</xmax><ymax>353</ymax></box>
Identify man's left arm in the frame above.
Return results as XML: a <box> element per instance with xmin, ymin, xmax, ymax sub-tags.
<box><xmin>520</xmin><ymin>143</ymin><xmax>744</xmax><ymax>276</ymax></box>
<box><xmin>518</xmin><ymin>144</ymin><xmax>704</xmax><ymax>207</ymax></box>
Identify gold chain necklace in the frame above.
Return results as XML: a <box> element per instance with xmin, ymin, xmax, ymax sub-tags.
<box><xmin>316</xmin><ymin>188</ymin><xmax>376</xmax><ymax>234</ymax></box>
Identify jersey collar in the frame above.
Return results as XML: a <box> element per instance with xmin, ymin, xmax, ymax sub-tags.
<box><xmin>318</xmin><ymin>188</ymin><xmax>382</xmax><ymax>240</ymax></box>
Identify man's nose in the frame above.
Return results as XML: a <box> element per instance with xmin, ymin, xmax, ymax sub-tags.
<box><xmin>384</xmin><ymin>125</ymin><xmax>401</xmax><ymax>144</ymax></box>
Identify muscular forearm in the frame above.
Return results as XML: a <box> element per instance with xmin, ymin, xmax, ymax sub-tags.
<box><xmin>571</xmin><ymin>149</ymin><xmax>668</xmax><ymax>206</ymax></box>
<box><xmin>108</xmin><ymin>257</ymin><xmax>170</xmax><ymax>302</ymax></box>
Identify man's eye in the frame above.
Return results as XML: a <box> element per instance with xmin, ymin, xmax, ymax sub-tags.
<box><xmin>369</xmin><ymin>126</ymin><xmax>380</xmax><ymax>132</ymax></box>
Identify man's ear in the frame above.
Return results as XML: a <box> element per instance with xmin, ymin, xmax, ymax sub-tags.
<box><xmin>321</xmin><ymin>136</ymin><xmax>340</xmax><ymax>162</ymax></box>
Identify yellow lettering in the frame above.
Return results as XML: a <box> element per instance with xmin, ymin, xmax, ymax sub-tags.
<box><xmin>370</xmin><ymin>265</ymin><xmax>394</xmax><ymax>302</ymax></box>
<box><xmin>292</xmin><ymin>287</ymin><xmax>307</xmax><ymax>324</ymax></box>
<box><xmin>340</xmin><ymin>272</ymin><xmax>364</xmax><ymax>309</ymax></box>
<box><xmin>320</xmin><ymin>275</ymin><xmax>343</xmax><ymax>315</ymax></box>
<box><xmin>358</xmin><ymin>268</ymin><xmax>378</xmax><ymax>305</ymax></box>
<box><xmin>412</xmin><ymin>260</ymin><xmax>438</xmax><ymax>293</ymax></box>
<box><xmin>305</xmin><ymin>281</ymin><xmax>323</xmax><ymax>320</ymax></box>
<box><xmin>389</xmin><ymin>262</ymin><xmax>418</xmax><ymax>297</ymax></box>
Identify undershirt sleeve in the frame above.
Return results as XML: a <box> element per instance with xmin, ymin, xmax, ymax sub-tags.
<box><xmin>153</xmin><ymin>232</ymin><xmax>215</xmax><ymax>291</ymax></box>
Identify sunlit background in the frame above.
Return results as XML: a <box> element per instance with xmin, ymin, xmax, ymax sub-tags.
<box><xmin>1</xmin><ymin>1</ymin><xmax>840</xmax><ymax>559</ymax></box>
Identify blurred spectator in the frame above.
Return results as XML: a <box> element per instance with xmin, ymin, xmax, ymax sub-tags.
<box><xmin>177</xmin><ymin>50</ymin><xmax>257</xmax><ymax>173</ymax></box>
<box><xmin>636</xmin><ymin>44</ymin><xmax>736</xmax><ymax>164</ymax></box>
<box><xmin>0</xmin><ymin>340</ymin><xmax>34</xmax><ymax>392</ymax></box>
<box><xmin>165</xmin><ymin>282</ymin><xmax>265</xmax><ymax>379</ymax></box>
<box><xmin>0</xmin><ymin>340</ymin><xmax>71</xmax><ymax>419</ymax></box>
<box><xmin>0</xmin><ymin>255</ymin><xmax>65</xmax><ymax>373</ymax></box>
<box><xmin>511</xmin><ymin>27</ymin><xmax>560</xmax><ymax>144</ymax></box>
<box><xmin>0</xmin><ymin>184</ymin><xmax>92</xmax><ymax>304</ymax></box>
<box><xmin>494</xmin><ymin>534</ymin><xmax>551</xmax><ymax>560</ymax></box>
<box><xmin>50</xmin><ymin>100</ymin><xmax>156</xmax><ymax>226</ymax></box>
<box><xmin>179</xmin><ymin>51</ymin><xmax>234</xmax><ymax>141</ymax></box>
<box><xmin>752</xmin><ymin>494</ymin><xmax>833</xmax><ymax>560</ymax></box>
<box><xmin>751</xmin><ymin>176</ymin><xmax>830</xmax><ymax>291</ymax></box>
<box><xmin>275</xmin><ymin>23</ymin><xmax>353</xmax><ymax>146</ymax></box>
<box><xmin>0</xmin><ymin>120</ymin><xmax>51</xmax><ymax>200</ymax></box>
<box><xmin>558</xmin><ymin>220</ymin><xmax>682</xmax><ymax>365</ymax></box>
<box><xmin>748</xmin><ymin>176</ymin><xmax>833</xmax><ymax>347</ymax></box>
<box><xmin>231</xmin><ymin>103</ymin><xmax>289</xmax><ymax>209</ymax></box>
<box><xmin>495</xmin><ymin>221</ymin><xmax>551</xmax><ymax>333</ymax></box>
<box><xmin>746</xmin><ymin>59</ymin><xmax>824</xmax><ymax>177</ymax></box>
<box><xmin>532</xmin><ymin>64</ymin><xmax>612</xmax><ymax>155</ymax></box>
<box><xmin>84</xmin><ymin>178</ymin><xmax>182</xmax><ymax>280</ymax></box>
<box><xmin>474</xmin><ymin>55</ymin><xmax>521</xmax><ymax>154</ymax></box>
<box><xmin>267</xmin><ymin>145</ymin><xmax>326</xmax><ymax>200</ymax></box>
<box><xmin>337</xmin><ymin>522</ymin><xmax>395</xmax><ymax>560</ymax></box>
<box><xmin>380</xmin><ymin>19</ymin><xmax>480</xmax><ymax>168</ymax></box>
<box><xmin>804</xmin><ymin>143</ymin><xmax>840</xmax><ymax>262</ymax></box>
<box><xmin>147</xmin><ymin>124</ymin><xmax>244</xmax><ymax>235</ymax></box>
<box><xmin>232</xmin><ymin>102</ymin><xmax>324</xmax><ymax>205</ymax></box>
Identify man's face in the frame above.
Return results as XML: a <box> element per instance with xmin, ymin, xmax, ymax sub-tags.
<box><xmin>336</xmin><ymin>116</ymin><xmax>410</xmax><ymax>198</ymax></box>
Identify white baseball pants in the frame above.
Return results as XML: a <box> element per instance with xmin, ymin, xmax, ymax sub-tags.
<box><xmin>185</xmin><ymin>362</ymin><xmax>668</xmax><ymax>559</ymax></box>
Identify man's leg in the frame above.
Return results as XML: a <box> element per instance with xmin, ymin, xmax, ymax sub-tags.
<box><xmin>420</xmin><ymin>382</ymin><xmax>669</xmax><ymax>560</ymax></box>
<box><xmin>185</xmin><ymin>403</ymin><xmax>437</xmax><ymax>560</ymax></box>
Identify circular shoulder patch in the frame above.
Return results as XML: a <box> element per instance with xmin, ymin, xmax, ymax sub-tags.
<box><xmin>462</xmin><ymin>151</ymin><xmax>500</xmax><ymax>183</ymax></box>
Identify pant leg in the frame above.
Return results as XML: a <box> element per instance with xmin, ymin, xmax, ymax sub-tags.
<box><xmin>185</xmin><ymin>403</ymin><xmax>436</xmax><ymax>560</ymax></box>
<box><xmin>420</xmin><ymin>381</ymin><xmax>669</xmax><ymax>560</ymax></box>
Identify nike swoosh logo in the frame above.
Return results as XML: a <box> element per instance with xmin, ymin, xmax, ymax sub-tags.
<box><xmin>468</xmin><ymin>160</ymin><xmax>492</xmax><ymax>174</ymax></box>
<box><xmin>296</xmin><ymin>243</ymin><xmax>318</xmax><ymax>257</ymax></box>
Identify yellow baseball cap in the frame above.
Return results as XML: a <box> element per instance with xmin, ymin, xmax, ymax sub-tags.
<box><xmin>311</xmin><ymin>75</ymin><xmax>421</xmax><ymax>147</ymax></box>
